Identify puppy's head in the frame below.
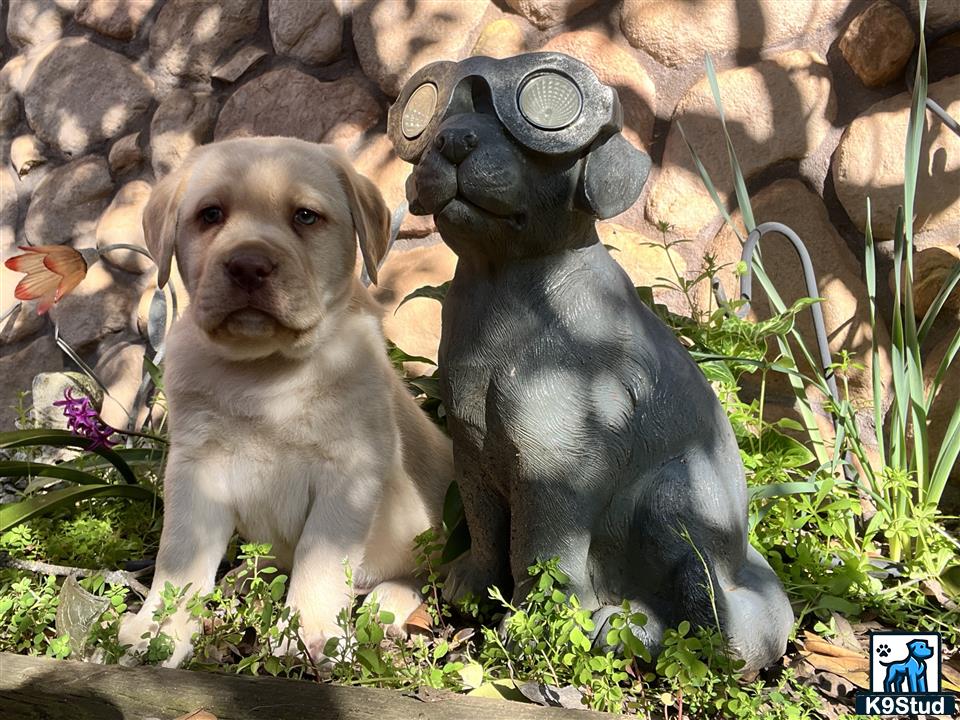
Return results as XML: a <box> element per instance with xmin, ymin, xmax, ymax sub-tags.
<box><xmin>144</xmin><ymin>137</ymin><xmax>389</xmax><ymax>361</ymax></box>
<box><xmin>387</xmin><ymin>53</ymin><xmax>651</xmax><ymax>260</ymax></box>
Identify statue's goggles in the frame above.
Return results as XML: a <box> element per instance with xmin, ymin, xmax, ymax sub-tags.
<box><xmin>387</xmin><ymin>52</ymin><xmax>624</xmax><ymax>162</ymax></box>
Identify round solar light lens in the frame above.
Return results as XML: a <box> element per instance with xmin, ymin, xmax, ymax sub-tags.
<box><xmin>401</xmin><ymin>83</ymin><xmax>438</xmax><ymax>139</ymax></box>
<box><xmin>518</xmin><ymin>73</ymin><xmax>582</xmax><ymax>130</ymax></box>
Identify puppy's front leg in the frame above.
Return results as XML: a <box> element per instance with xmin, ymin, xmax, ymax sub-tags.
<box><xmin>284</xmin><ymin>485</ymin><xmax>374</xmax><ymax>660</ymax></box>
<box><xmin>119</xmin><ymin>454</ymin><xmax>234</xmax><ymax>667</ymax></box>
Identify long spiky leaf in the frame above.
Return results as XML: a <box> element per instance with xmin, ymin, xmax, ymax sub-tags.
<box><xmin>705</xmin><ymin>53</ymin><xmax>756</xmax><ymax>231</ymax></box>
<box><xmin>918</xmin><ymin>261</ymin><xmax>960</xmax><ymax>348</ymax></box>
<box><xmin>864</xmin><ymin>200</ymin><xmax>887</xmax><ymax>469</ymax></box>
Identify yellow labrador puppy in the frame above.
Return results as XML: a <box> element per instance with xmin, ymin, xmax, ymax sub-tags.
<box><xmin>118</xmin><ymin>137</ymin><xmax>453</xmax><ymax>667</ymax></box>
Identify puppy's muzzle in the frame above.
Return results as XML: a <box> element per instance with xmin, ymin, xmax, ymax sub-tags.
<box><xmin>225</xmin><ymin>251</ymin><xmax>277</xmax><ymax>293</ymax></box>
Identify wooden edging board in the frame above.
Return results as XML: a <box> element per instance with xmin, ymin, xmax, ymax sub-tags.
<box><xmin>0</xmin><ymin>652</ymin><xmax>622</xmax><ymax>719</ymax></box>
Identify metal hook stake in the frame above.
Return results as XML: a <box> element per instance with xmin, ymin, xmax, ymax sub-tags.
<box><xmin>739</xmin><ymin>222</ymin><xmax>841</xmax><ymax>408</ymax></box>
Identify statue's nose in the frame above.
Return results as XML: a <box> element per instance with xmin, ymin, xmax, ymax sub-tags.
<box><xmin>434</xmin><ymin>127</ymin><xmax>478</xmax><ymax>164</ymax></box>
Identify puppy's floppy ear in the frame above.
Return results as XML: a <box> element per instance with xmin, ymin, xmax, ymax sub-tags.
<box><xmin>334</xmin><ymin>154</ymin><xmax>391</xmax><ymax>285</ymax></box>
<box><xmin>142</xmin><ymin>169</ymin><xmax>189</xmax><ymax>288</ymax></box>
<box><xmin>576</xmin><ymin>134</ymin><xmax>652</xmax><ymax>220</ymax></box>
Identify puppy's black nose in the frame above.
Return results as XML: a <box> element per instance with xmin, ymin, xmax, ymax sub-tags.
<box><xmin>434</xmin><ymin>128</ymin><xmax>478</xmax><ymax>164</ymax></box>
<box><xmin>225</xmin><ymin>252</ymin><xmax>275</xmax><ymax>292</ymax></box>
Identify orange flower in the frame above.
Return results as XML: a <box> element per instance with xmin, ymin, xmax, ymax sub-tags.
<box><xmin>4</xmin><ymin>245</ymin><xmax>88</xmax><ymax>314</ymax></box>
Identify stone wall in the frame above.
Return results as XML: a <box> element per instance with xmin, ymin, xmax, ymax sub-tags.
<box><xmin>1</xmin><ymin>0</ymin><xmax>958</xmax><ymax>469</ymax></box>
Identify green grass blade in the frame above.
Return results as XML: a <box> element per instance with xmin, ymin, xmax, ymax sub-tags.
<box><xmin>911</xmin><ymin>401</ymin><xmax>930</xmax><ymax>502</ymax></box>
<box><xmin>918</xmin><ymin>261</ymin><xmax>960</xmax><ymax>346</ymax></box>
<box><xmin>863</xmin><ymin>200</ymin><xmax>887</xmax><ymax>468</ymax></box>
<box><xmin>708</xmin><ymin>57</ymin><xmax>829</xmax><ymax>439</ymax></box>
<box><xmin>889</xmin><ymin>209</ymin><xmax>909</xmax><ymax>472</ymax></box>
<box><xmin>675</xmin><ymin>120</ymin><xmax>744</xmax><ymax>243</ymax></box>
<box><xmin>0</xmin><ymin>429</ymin><xmax>138</xmax><ymax>484</ymax></box>
<box><xmin>903</xmin><ymin>2</ymin><xmax>928</xmax><ymax>254</ymax></box>
<box><xmin>904</xmin><ymin>1</ymin><xmax>930</xmax><ymax>492</ymax></box>
<box><xmin>688</xmin><ymin>54</ymin><xmax>830</xmax><ymax>462</ymax></box>
<box><xmin>930</xmin><ymin>322</ymin><xmax>960</xmax><ymax>398</ymax></box>
<box><xmin>60</xmin><ymin>447</ymin><xmax>168</xmax><ymax>472</ymax></box>
<box><xmin>929</xmin><ymin>400</ymin><xmax>960</xmax><ymax>509</ymax></box>
<box><xmin>705</xmin><ymin>53</ymin><xmax>756</xmax><ymax>231</ymax></box>
<box><xmin>749</xmin><ymin>481</ymin><xmax>819</xmax><ymax>501</ymax></box>
<box><xmin>0</xmin><ymin>460</ymin><xmax>103</xmax><ymax>486</ymax></box>
<box><xmin>0</xmin><ymin>483</ymin><xmax>157</xmax><ymax>532</ymax></box>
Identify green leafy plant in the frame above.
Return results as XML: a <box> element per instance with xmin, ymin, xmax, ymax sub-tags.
<box><xmin>676</xmin><ymin>0</ymin><xmax>957</xmax><ymax>586</ymax></box>
<box><xmin>479</xmin><ymin>559</ymin><xmax>647</xmax><ymax>713</ymax></box>
<box><xmin>185</xmin><ymin>543</ymin><xmax>310</xmax><ymax>677</ymax></box>
<box><xmin>0</xmin><ymin>573</ymin><xmax>63</xmax><ymax>656</ymax></box>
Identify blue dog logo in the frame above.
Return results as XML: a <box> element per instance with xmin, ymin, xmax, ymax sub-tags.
<box><xmin>881</xmin><ymin>638</ymin><xmax>934</xmax><ymax>693</ymax></box>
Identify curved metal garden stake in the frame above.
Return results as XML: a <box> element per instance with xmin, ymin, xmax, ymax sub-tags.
<box><xmin>906</xmin><ymin>21</ymin><xmax>960</xmax><ymax>140</ymax></box>
<box><xmin>725</xmin><ymin>223</ymin><xmax>863</xmax><ymax>489</ymax></box>
<box><xmin>737</xmin><ymin>221</ymin><xmax>841</xmax><ymax>408</ymax></box>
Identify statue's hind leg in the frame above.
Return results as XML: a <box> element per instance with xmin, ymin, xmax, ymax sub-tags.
<box><xmin>591</xmin><ymin>548</ymin><xmax>791</xmax><ymax>672</ymax></box>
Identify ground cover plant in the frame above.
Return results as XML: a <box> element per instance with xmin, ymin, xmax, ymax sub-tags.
<box><xmin>1</xmin><ymin>3</ymin><xmax>958</xmax><ymax>716</ymax></box>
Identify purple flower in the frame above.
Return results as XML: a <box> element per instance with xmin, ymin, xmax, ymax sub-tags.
<box><xmin>53</xmin><ymin>387</ymin><xmax>117</xmax><ymax>450</ymax></box>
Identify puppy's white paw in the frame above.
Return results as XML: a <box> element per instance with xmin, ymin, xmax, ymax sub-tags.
<box><xmin>117</xmin><ymin>610</ymin><xmax>198</xmax><ymax>668</ymax></box>
<box><xmin>364</xmin><ymin>579</ymin><xmax>423</xmax><ymax>639</ymax></box>
<box><xmin>273</xmin><ymin>620</ymin><xmax>345</xmax><ymax>666</ymax></box>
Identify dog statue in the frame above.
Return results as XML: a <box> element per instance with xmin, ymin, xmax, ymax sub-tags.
<box><xmin>882</xmin><ymin>639</ymin><xmax>934</xmax><ymax>693</ymax></box>
<box><xmin>387</xmin><ymin>52</ymin><xmax>793</xmax><ymax>671</ymax></box>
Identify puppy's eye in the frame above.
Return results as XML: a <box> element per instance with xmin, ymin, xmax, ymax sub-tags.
<box><xmin>199</xmin><ymin>206</ymin><xmax>224</xmax><ymax>224</ymax></box>
<box><xmin>294</xmin><ymin>208</ymin><xmax>322</xmax><ymax>226</ymax></box>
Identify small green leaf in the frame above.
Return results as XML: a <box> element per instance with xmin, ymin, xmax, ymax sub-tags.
<box><xmin>397</xmin><ymin>281</ymin><xmax>450</xmax><ymax>310</ymax></box>
<box><xmin>458</xmin><ymin>661</ymin><xmax>484</xmax><ymax>689</ymax></box>
<box><xmin>467</xmin><ymin>680</ymin><xmax>529</xmax><ymax>702</ymax></box>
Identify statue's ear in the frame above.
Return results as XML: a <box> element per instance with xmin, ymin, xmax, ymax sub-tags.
<box><xmin>576</xmin><ymin>134</ymin><xmax>651</xmax><ymax>220</ymax></box>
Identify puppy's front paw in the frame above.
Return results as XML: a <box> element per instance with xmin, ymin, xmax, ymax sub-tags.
<box><xmin>365</xmin><ymin>579</ymin><xmax>423</xmax><ymax>639</ymax></box>
<box><xmin>117</xmin><ymin>610</ymin><xmax>197</xmax><ymax>668</ymax></box>
<box><xmin>273</xmin><ymin>619</ymin><xmax>346</xmax><ymax>666</ymax></box>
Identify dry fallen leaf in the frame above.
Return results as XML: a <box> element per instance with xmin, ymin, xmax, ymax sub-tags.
<box><xmin>828</xmin><ymin>612</ymin><xmax>862</xmax><ymax>653</ymax></box>
<box><xmin>449</xmin><ymin>627</ymin><xmax>476</xmax><ymax>650</ymax></box>
<box><xmin>798</xmin><ymin>631</ymin><xmax>870</xmax><ymax>689</ymax></box>
<box><xmin>800</xmin><ymin>631</ymin><xmax>865</xmax><ymax>658</ymax></box>
<box><xmin>921</xmin><ymin>578</ymin><xmax>960</xmax><ymax>612</ymax></box>
<box><xmin>174</xmin><ymin>711</ymin><xmax>217</xmax><ymax>720</ymax></box>
<box><xmin>404</xmin><ymin>602</ymin><xmax>433</xmax><ymax>635</ymax></box>
<box><xmin>943</xmin><ymin>656</ymin><xmax>960</xmax><ymax>693</ymax></box>
<box><xmin>810</xmin><ymin>668</ymin><xmax>860</xmax><ymax>704</ymax></box>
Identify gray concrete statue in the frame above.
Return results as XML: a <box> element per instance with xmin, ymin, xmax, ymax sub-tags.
<box><xmin>387</xmin><ymin>52</ymin><xmax>793</xmax><ymax>672</ymax></box>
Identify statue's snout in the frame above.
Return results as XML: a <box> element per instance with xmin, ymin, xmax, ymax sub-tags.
<box><xmin>434</xmin><ymin>126</ymin><xmax>479</xmax><ymax>164</ymax></box>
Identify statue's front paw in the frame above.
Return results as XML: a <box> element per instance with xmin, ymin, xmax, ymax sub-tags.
<box><xmin>590</xmin><ymin>604</ymin><xmax>662</xmax><ymax>661</ymax></box>
<box><xmin>442</xmin><ymin>554</ymin><xmax>502</xmax><ymax>606</ymax></box>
